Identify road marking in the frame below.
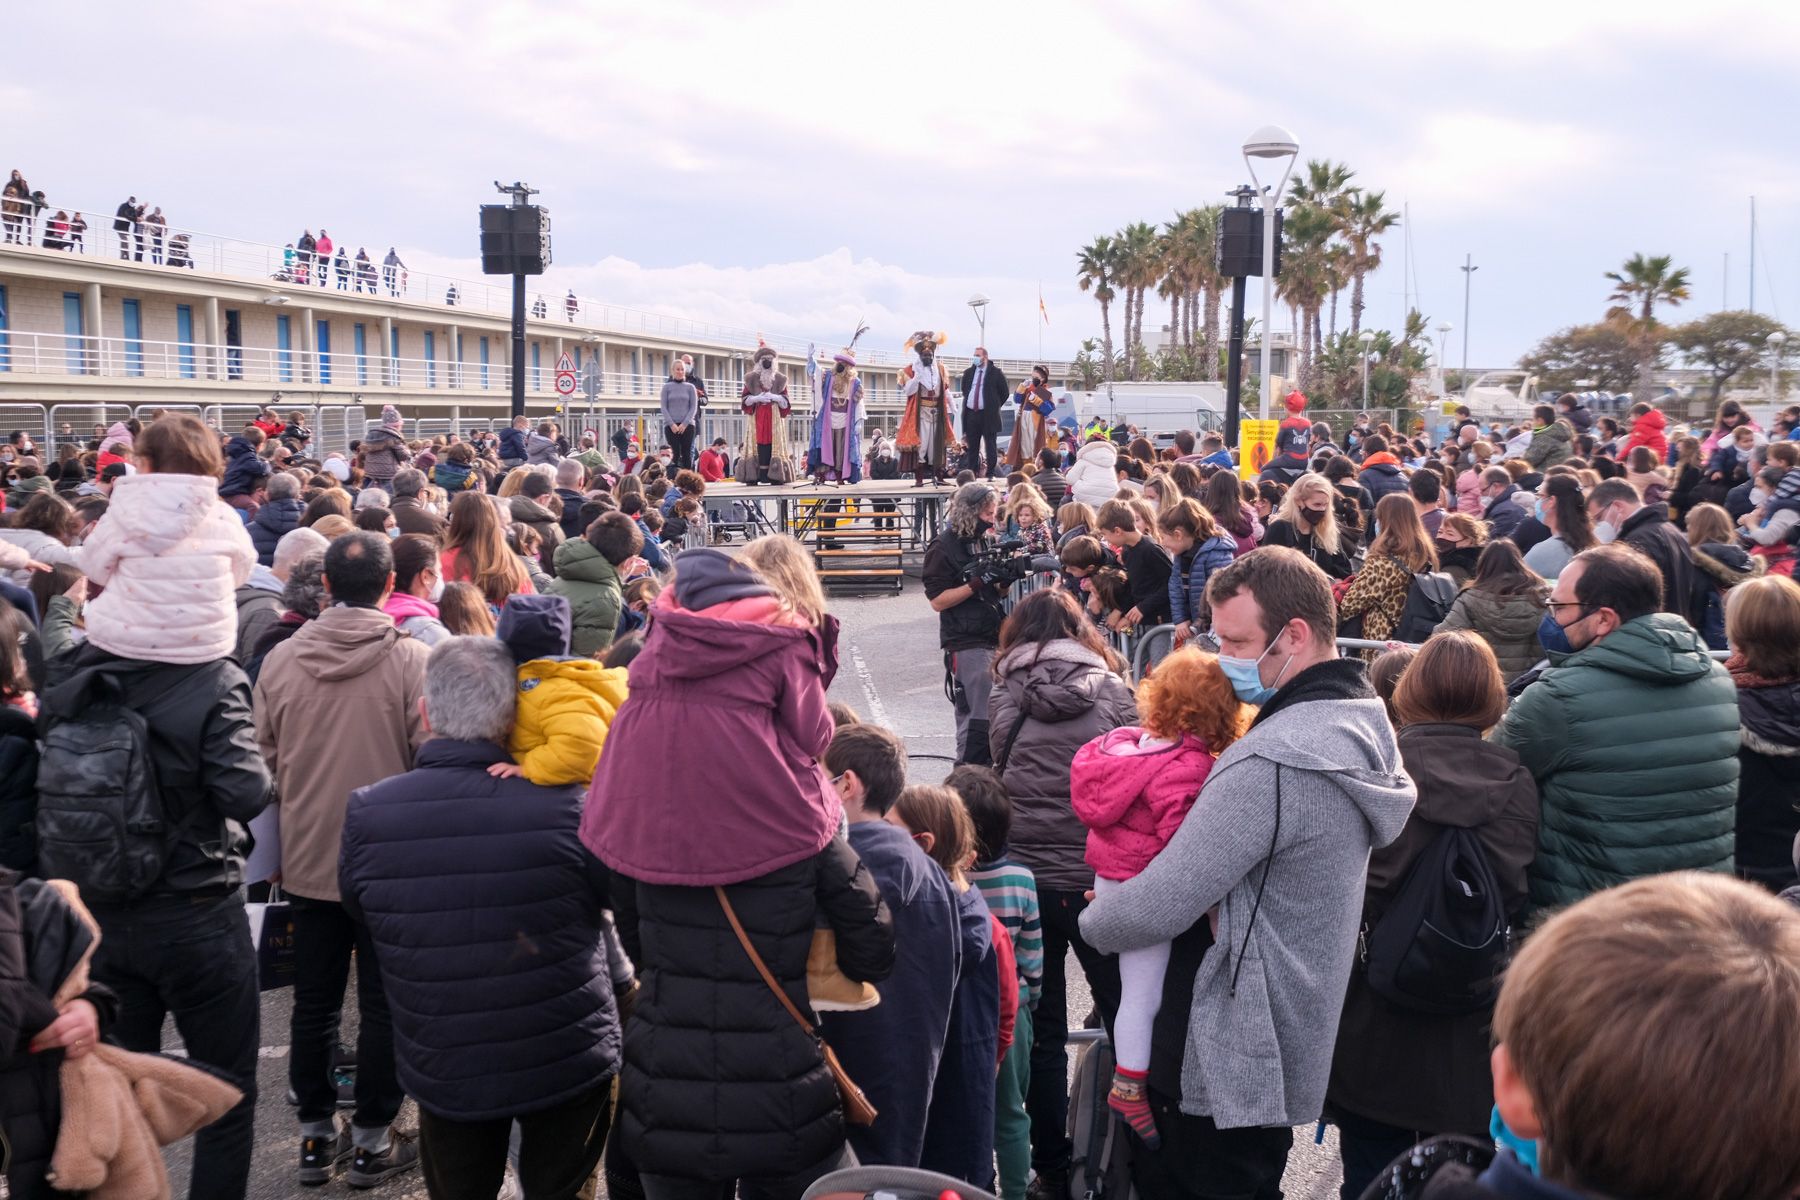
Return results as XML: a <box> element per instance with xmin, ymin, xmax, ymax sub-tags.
<box><xmin>848</xmin><ymin>642</ymin><xmax>892</xmax><ymax>728</ymax></box>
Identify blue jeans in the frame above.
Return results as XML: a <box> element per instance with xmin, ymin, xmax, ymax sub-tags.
<box><xmin>90</xmin><ymin>892</ymin><xmax>260</xmax><ymax>1200</ymax></box>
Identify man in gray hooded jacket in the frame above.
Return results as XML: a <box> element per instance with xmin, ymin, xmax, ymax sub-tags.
<box><xmin>1081</xmin><ymin>546</ymin><xmax>1415</xmax><ymax>1200</ymax></box>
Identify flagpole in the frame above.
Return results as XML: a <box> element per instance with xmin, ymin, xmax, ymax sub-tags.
<box><xmin>1038</xmin><ymin>281</ymin><xmax>1044</xmax><ymax>361</ymax></box>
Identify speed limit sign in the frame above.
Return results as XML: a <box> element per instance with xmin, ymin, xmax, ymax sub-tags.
<box><xmin>555</xmin><ymin>370</ymin><xmax>577</xmax><ymax>397</ymax></box>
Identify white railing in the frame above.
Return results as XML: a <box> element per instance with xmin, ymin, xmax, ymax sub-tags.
<box><xmin>0</xmin><ymin>198</ymin><xmax>1075</xmax><ymax>376</ymax></box>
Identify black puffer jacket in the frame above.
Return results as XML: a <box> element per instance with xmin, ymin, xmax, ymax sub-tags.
<box><xmin>42</xmin><ymin>646</ymin><xmax>273</xmax><ymax>896</ymax></box>
<box><xmin>923</xmin><ymin>527</ymin><xmax>1005</xmax><ymax>651</ymax></box>
<box><xmin>0</xmin><ymin>706</ymin><xmax>37</xmax><ymax>872</ymax></box>
<box><xmin>1733</xmin><ymin>671</ymin><xmax>1800</xmax><ymax>891</ymax></box>
<box><xmin>339</xmin><ymin>738</ymin><xmax>621</xmax><ymax>1121</ymax></box>
<box><xmin>988</xmin><ymin>639</ymin><xmax>1137</xmax><ymax>891</ymax></box>
<box><xmin>610</xmin><ymin>842</ymin><xmax>893</xmax><ymax>1182</ymax></box>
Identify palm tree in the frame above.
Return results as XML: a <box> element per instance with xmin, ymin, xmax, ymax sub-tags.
<box><xmin>1340</xmin><ymin>190</ymin><xmax>1399</xmax><ymax>336</ymax></box>
<box><xmin>1117</xmin><ymin>222</ymin><xmax>1162</xmax><ymax>379</ymax></box>
<box><xmin>1076</xmin><ymin>236</ymin><xmax>1120</xmax><ymax>383</ymax></box>
<box><xmin>1287</xmin><ymin>159</ymin><xmax>1357</xmax><ymax>212</ymax></box>
<box><xmin>1278</xmin><ymin>204</ymin><xmax>1338</xmax><ymax>392</ymax></box>
<box><xmin>1605</xmin><ymin>253</ymin><xmax>1693</xmax><ymax>325</ymax></box>
<box><xmin>1188</xmin><ymin>205</ymin><xmax>1226</xmax><ymax>380</ymax></box>
<box><xmin>1606</xmin><ymin>253</ymin><xmax>1691</xmax><ymax>399</ymax></box>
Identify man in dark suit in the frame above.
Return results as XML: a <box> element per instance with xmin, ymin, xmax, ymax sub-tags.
<box><xmin>958</xmin><ymin>348</ymin><xmax>1010</xmax><ymax>478</ymax></box>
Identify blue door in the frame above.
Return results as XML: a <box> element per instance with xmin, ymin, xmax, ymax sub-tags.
<box><xmin>63</xmin><ymin>292</ymin><xmax>85</xmax><ymax>374</ymax></box>
<box><xmin>317</xmin><ymin>320</ymin><xmax>332</xmax><ymax>384</ymax></box>
<box><xmin>176</xmin><ymin>305</ymin><xmax>195</xmax><ymax>378</ymax></box>
<box><xmin>277</xmin><ymin>315</ymin><xmax>293</xmax><ymax>382</ymax></box>
<box><xmin>121</xmin><ymin>300</ymin><xmax>143</xmax><ymax>376</ymax></box>
<box><xmin>354</xmin><ymin>324</ymin><xmax>368</xmax><ymax>384</ymax></box>
<box><xmin>425</xmin><ymin>331</ymin><xmax>436</xmax><ymax>388</ymax></box>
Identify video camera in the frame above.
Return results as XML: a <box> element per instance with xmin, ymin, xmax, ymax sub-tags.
<box><xmin>963</xmin><ymin>537</ymin><xmax>1060</xmax><ymax>590</ymax></box>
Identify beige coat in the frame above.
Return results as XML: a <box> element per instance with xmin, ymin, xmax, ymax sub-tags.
<box><xmin>254</xmin><ymin>606</ymin><xmax>430</xmax><ymax>901</ymax></box>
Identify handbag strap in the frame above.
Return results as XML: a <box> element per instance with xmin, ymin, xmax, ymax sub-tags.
<box><xmin>995</xmin><ymin>708</ymin><xmax>1031</xmax><ymax>775</ymax></box>
<box><xmin>714</xmin><ymin>886</ymin><xmax>816</xmax><ymax>1037</ymax></box>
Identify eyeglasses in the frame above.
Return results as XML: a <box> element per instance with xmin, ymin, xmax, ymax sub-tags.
<box><xmin>1544</xmin><ymin>598</ymin><xmax>1590</xmax><ymax>615</ymax></box>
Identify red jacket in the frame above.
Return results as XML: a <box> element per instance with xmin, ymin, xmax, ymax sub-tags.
<box><xmin>1624</xmin><ymin>408</ymin><xmax>1668</xmax><ymax>462</ymax></box>
<box><xmin>697</xmin><ymin>446</ymin><xmax>727</xmax><ymax>483</ymax></box>
<box><xmin>992</xmin><ymin>912</ymin><xmax>1016</xmax><ymax>1065</ymax></box>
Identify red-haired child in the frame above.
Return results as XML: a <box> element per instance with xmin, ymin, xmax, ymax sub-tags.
<box><xmin>1069</xmin><ymin>647</ymin><xmax>1250</xmax><ymax>1147</ymax></box>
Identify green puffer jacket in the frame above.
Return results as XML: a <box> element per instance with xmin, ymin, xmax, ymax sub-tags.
<box><xmin>1492</xmin><ymin>613</ymin><xmax>1739</xmax><ymax>911</ymax></box>
<box><xmin>1522</xmin><ymin>420</ymin><xmax>1573</xmax><ymax>470</ymax></box>
<box><xmin>547</xmin><ymin>538</ymin><xmax>623</xmax><ymax>658</ymax></box>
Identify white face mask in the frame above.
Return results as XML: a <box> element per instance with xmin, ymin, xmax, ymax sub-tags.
<box><xmin>1751</xmin><ymin>487</ymin><xmax>1770</xmax><ymax>507</ymax></box>
<box><xmin>1594</xmin><ymin>509</ymin><xmax>1619</xmax><ymax>544</ymax></box>
<box><xmin>427</xmin><ymin>577</ymin><xmax>445</xmax><ymax>603</ymax></box>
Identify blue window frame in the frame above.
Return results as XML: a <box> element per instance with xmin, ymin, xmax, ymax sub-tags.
<box><xmin>121</xmin><ymin>300</ymin><xmax>143</xmax><ymax>377</ymax></box>
<box><xmin>424</xmin><ymin>331</ymin><xmax>436</xmax><ymax>388</ymax></box>
<box><xmin>354</xmin><ymin>323</ymin><xmax>368</xmax><ymax>384</ymax></box>
<box><xmin>532</xmin><ymin>343</ymin><xmax>540</xmax><ymax>390</ymax></box>
<box><xmin>0</xmin><ymin>284</ymin><xmax>10</xmax><ymax>372</ymax></box>
<box><xmin>63</xmin><ymin>292</ymin><xmax>86</xmax><ymax>374</ymax></box>
<box><xmin>479</xmin><ymin>336</ymin><xmax>490</xmax><ymax>388</ymax></box>
<box><xmin>389</xmin><ymin>325</ymin><xmax>400</xmax><ymax>386</ymax></box>
<box><xmin>276</xmin><ymin>314</ymin><xmax>293</xmax><ymax>382</ymax></box>
<box><xmin>456</xmin><ymin>333</ymin><xmax>465</xmax><ymax>389</ymax></box>
<box><xmin>630</xmin><ymin>349</ymin><xmax>640</xmax><ymax>394</ymax></box>
<box><xmin>176</xmin><ymin>305</ymin><xmax>195</xmax><ymax>379</ymax></box>
<box><xmin>316</xmin><ymin>320</ymin><xmax>332</xmax><ymax>385</ymax></box>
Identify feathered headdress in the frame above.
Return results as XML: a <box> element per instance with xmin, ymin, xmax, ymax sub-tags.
<box><xmin>835</xmin><ymin>320</ymin><xmax>871</xmax><ymax>366</ymax></box>
<box><xmin>904</xmin><ymin>329</ymin><xmax>949</xmax><ymax>351</ymax></box>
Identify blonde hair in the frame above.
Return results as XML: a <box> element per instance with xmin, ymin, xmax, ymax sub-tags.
<box><xmin>1272</xmin><ymin>472</ymin><xmax>1340</xmax><ymax>555</ymax></box>
<box><xmin>1685</xmin><ymin>502</ymin><xmax>1735</xmax><ymax>549</ymax></box>
<box><xmin>1493</xmin><ymin>873</ymin><xmax>1800</xmax><ymax>1200</ymax></box>
<box><xmin>1005</xmin><ymin>482</ymin><xmax>1050</xmax><ymax>527</ymax></box>
<box><xmin>1058</xmin><ymin>500</ymin><xmax>1095</xmax><ymax>535</ymax></box>
<box><xmin>496</xmin><ymin>468</ymin><xmax>532</xmax><ymax>499</ymax></box>
<box><xmin>1129</xmin><ymin>497</ymin><xmax>1159</xmax><ymax>538</ymax></box>
<box><xmin>742</xmin><ymin>534</ymin><xmax>828</xmax><ymax>627</ymax></box>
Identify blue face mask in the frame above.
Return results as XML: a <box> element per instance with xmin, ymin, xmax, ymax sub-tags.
<box><xmin>1217</xmin><ymin>634</ymin><xmax>1292</xmax><ymax>705</ymax></box>
<box><xmin>1538</xmin><ymin>611</ymin><xmax>1574</xmax><ymax>656</ymax></box>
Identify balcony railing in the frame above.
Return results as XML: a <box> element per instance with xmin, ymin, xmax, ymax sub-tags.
<box><xmin>0</xmin><ymin>331</ymin><xmax>921</xmax><ymax>413</ymax></box>
<box><xmin>1</xmin><ymin>200</ymin><xmax>1072</xmax><ymax>378</ymax></box>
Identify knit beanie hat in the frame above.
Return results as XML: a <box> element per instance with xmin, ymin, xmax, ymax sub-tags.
<box><xmin>381</xmin><ymin>405</ymin><xmax>403</xmax><ymax>432</ymax></box>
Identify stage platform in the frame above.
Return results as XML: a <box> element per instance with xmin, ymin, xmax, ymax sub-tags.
<box><xmin>704</xmin><ymin>479</ymin><xmax>959</xmax><ymax>588</ymax></box>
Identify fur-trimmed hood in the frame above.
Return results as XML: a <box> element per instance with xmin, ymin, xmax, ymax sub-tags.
<box><xmin>1693</xmin><ymin>541</ymin><xmax>1765</xmax><ymax>588</ymax></box>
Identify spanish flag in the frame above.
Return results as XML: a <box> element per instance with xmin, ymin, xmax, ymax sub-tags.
<box><xmin>1038</xmin><ymin>287</ymin><xmax>1049</xmax><ymax>326</ymax></box>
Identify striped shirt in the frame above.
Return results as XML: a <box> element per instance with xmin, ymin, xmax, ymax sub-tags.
<box><xmin>970</xmin><ymin>855</ymin><xmax>1043</xmax><ymax>1006</ymax></box>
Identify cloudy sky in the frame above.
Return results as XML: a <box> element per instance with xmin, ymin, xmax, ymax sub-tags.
<box><xmin>6</xmin><ymin>0</ymin><xmax>1798</xmax><ymax>368</ymax></box>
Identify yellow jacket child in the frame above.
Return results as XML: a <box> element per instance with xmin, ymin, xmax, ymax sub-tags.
<box><xmin>495</xmin><ymin>595</ymin><xmax>629</xmax><ymax>786</ymax></box>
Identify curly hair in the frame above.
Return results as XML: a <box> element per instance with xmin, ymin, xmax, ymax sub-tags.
<box><xmin>946</xmin><ymin>482</ymin><xmax>999</xmax><ymax>539</ymax></box>
<box><xmin>1136</xmin><ymin>647</ymin><xmax>1250</xmax><ymax>750</ymax></box>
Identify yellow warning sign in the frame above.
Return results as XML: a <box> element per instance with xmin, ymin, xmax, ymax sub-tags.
<box><xmin>1240</xmin><ymin>419</ymin><xmax>1280</xmax><ymax>476</ymax></box>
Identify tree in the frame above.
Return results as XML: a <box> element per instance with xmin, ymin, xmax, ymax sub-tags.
<box><xmin>1605</xmin><ymin>253</ymin><xmax>1692</xmax><ymax>325</ymax></box>
<box><xmin>1341</xmin><ymin>189</ymin><xmax>1399</xmax><ymax>336</ymax></box>
<box><xmin>1117</xmin><ymin>222</ymin><xmax>1162</xmax><ymax>379</ymax></box>
<box><xmin>1605</xmin><ymin>253</ymin><xmax>1692</xmax><ymax>401</ymax></box>
<box><xmin>1072</xmin><ymin>338</ymin><xmax>1105</xmax><ymax>390</ymax></box>
<box><xmin>1517</xmin><ymin>320</ymin><xmax>1650</xmax><ymax>394</ymax></box>
<box><xmin>1668</xmin><ymin>311</ymin><xmax>1792</xmax><ymax>402</ymax></box>
<box><xmin>1076</xmin><ymin>236</ymin><xmax>1120</xmax><ymax>383</ymax></box>
<box><xmin>1278</xmin><ymin>203</ymin><xmax>1337</xmax><ymax>392</ymax></box>
<box><xmin>1189</xmin><ymin>205</ymin><xmax>1225</xmax><ymax>380</ymax></box>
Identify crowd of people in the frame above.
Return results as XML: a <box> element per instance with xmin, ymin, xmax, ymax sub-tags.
<box><xmin>0</xmin><ymin>386</ymin><xmax>1791</xmax><ymax>1200</ymax></box>
<box><xmin>0</xmin><ymin>174</ymin><xmax>192</xmax><ymax>267</ymax></box>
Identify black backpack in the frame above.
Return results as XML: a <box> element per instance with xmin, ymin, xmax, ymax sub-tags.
<box><xmin>1395</xmin><ymin>571</ymin><xmax>1458</xmax><ymax>643</ymax></box>
<box><xmin>1363</xmin><ymin>825</ymin><xmax>1509</xmax><ymax>1015</ymax></box>
<box><xmin>36</xmin><ymin>671</ymin><xmax>194</xmax><ymax>904</ymax></box>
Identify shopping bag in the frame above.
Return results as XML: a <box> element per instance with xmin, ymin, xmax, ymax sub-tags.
<box><xmin>247</xmin><ymin>886</ymin><xmax>296</xmax><ymax>992</ymax></box>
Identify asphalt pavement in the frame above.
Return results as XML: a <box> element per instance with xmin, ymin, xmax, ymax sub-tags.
<box><xmin>164</xmin><ymin>586</ymin><xmax>1340</xmax><ymax>1199</ymax></box>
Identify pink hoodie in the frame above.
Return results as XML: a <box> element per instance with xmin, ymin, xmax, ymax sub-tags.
<box><xmin>1070</xmin><ymin>727</ymin><xmax>1218</xmax><ymax>881</ymax></box>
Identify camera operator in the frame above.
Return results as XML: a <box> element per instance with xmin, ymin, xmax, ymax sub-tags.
<box><xmin>923</xmin><ymin>482</ymin><xmax>1006</xmax><ymax>765</ymax></box>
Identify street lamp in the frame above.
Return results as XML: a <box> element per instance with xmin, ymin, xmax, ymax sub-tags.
<box><xmin>1460</xmin><ymin>254</ymin><xmax>1478</xmax><ymax>394</ymax></box>
<box><xmin>1243</xmin><ymin>125</ymin><xmax>1299</xmax><ymax>420</ymax></box>
<box><xmin>1770</xmin><ymin>330</ymin><xmax>1788</xmax><ymax>402</ymax></box>
<box><xmin>1435</xmin><ymin>321</ymin><xmax>1453</xmax><ymax>393</ymax></box>
<box><xmin>967</xmin><ymin>293</ymin><xmax>990</xmax><ymax>348</ymax></box>
<box><xmin>1358</xmin><ymin>329</ymin><xmax>1376</xmax><ymax>408</ymax></box>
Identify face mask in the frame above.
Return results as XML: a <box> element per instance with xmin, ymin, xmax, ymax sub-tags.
<box><xmin>1304</xmin><ymin>505</ymin><xmax>1329</xmax><ymax>522</ymax></box>
<box><xmin>386</xmin><ymin>526</ymin><xmax>400</xmax><ymax>539</ymax></box>
<box><xmin>1538</xmin><ymin>611</ymin><xmax>1575</xmax><ymax>656</ymax></box>
<box><xmin>1217</xmin><ymin>634</ymin><xmax>1292</xmax><ymax>706</ymax></box>
<box><xmin>427</xmin><ymin>578</ymin><xmax>445</xmax><ymax>603</ymax></box>
<box><xmin>1535</xmin><ymin>498</ymin><xmax>1550</xmax><ymax>523</ymax></box>
<box><xmin>1751</xmin><ymin>487</ymin><xmax>1770</xmax><ymax>507</ymax></box>
<box><xmin>1594</xmin><ymin>516</ymin><xmax>1618</xmax><ymax>544</ymax></box>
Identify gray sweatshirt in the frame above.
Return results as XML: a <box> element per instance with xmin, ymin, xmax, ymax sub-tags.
<box><xmin>1079</xmin><ymin>663</ymin><xmax>1415</xmax><ymax>1129</ymax></box>
<box><xmin>660</xmin><ymin>380</ymin><xmax>699</xmax><ymax>427</ymax></box>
